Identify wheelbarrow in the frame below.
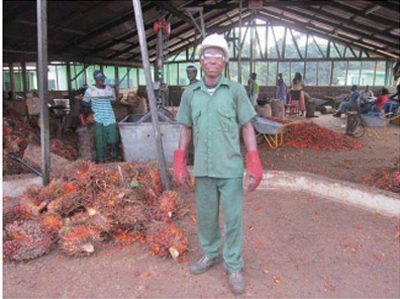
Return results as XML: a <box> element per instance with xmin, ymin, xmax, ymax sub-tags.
<box><xmin>346</xmin><ymin>111</ymin><xmax>399</xmax><ymax>140</ymax></box>
<box><xmin>252</xmin><ymin>116</ymin><xmax>301</xmax><ymax>149</ymax></box>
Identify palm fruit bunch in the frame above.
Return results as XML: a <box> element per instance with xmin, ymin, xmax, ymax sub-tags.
<box><xmin>58</xmin><ymin>225</ymin><xmax>103</xmax><ymax>256</ymax></box>
<box><xmin>146</xmin><ymin>222</ymin><xmax>188</xmax><ymax>261</ymax></box>
<box><xmin>3</xmin><ymin>220</ymin><xmax>54</xmax><ymax>261</ymax></box>
<box><xmin>64</xmin><ymin>209</ymin><xmax>113</xmax><ymax>239</ymax></box>
<box><xmin>40</xmin><ymin>214</ymin><xmax>64</xmax><ymax>238</ymax></box>
<box><xmin>111</xmin><ymin>204</ymin><xmax>147</xmax><ymax>231</ymax></box>
<box><xmin>20</xmin><ymin>180</ymin><xmax>79</xmax><ymax>216</ymax></box>
<box><xmin>159</xmin><ymin>191</ymin><xmax>184</xmax><ymax>220</ymax></box>
<box><xmin>3</xmin><ymin>197</ymin><xmax>32</xmax><ymax>226</ymax></box>
<box><xmin>46</xmin><ymin>193</ymin><xmax>82</xmax><ymax>217</ymax></box>
<box><xmin>391</xmin><ymin>171</ymin><xmax>400</xmax><ymax>193</ymax></box>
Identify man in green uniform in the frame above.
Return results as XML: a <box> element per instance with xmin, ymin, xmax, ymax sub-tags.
<box><xmin>186</xmin><ymin>65</ymin><xmax>199</xmax><ymax>85</ymax></box>
<box><xmin>174</xmin><ymin>34</ymin><xmax>263</xmax><ymax>295</ymax></box>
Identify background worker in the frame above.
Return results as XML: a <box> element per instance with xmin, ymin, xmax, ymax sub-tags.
<box><xmin>82</xmin><ymin>70</ymin><xmax>119</xmax><ymax>163</ymax></box>
<box><xmin>276</xmin><ymin>73</ymin><xmax>287</xmax><ymax>104</ymax></box>
<box><xmin>372</xmin><ymin>88</ymin><xmax>389</xmax><ymax>113</ymax></box>
<box><xmin>247</xmin><ymin>72</ymin><xmax>260</xmax><ymax>106</ymax></box>
<box><xmin>361</xmin><ymin>85</ymin><xmax>374</xmax><ymax>102</ymax></box>
<box><xmin>186</xmin><ymin>65</ymin><xmax>199</xmax><ymax>85</ymax></box>
<box><xmin>174</xmin><ymin>33</ymin><xmax>263</xmax><ymax>295</ymax></box>
<box><xmin>385</xmin><ymin>84</ymin><xmax>400</xmax><ymax>114</ymax></box>
<box><xmin>333</xmin><ymin>85</ymin><xmax>360</xmax><ymax>117</ymax></box>
<box><xmin>289</xmin><ymin>72</ymin><xmax>317</xmax><ymax>116</ymax></box>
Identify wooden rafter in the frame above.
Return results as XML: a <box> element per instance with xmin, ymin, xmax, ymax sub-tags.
<box><xmin>257</xmin><ymin>11</ymin><xmax>398</xmax><ymax>59</ymax></box>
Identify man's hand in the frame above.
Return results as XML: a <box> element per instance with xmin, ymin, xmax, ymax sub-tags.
<box><xmin>244</xmin><ymin>151</ymin><xmax>263</xmax><ymax>192</ymax></box>
<box><xmin>173</xmin><ymin>150</ymin><xmax>192</xmax><ymax>186</ymax></box>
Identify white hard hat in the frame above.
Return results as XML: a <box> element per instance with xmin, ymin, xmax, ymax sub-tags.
<box><xmin>198</xmin><ymin>33</ymin><xmax>229</xmax><ymax>60</ymax></box>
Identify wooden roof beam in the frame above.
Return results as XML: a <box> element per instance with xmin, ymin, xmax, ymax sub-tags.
<box><xmin>61</xmin><ymin>2</ymin><xmax>153</xmax><ymax>52</ymax></box>
<box><xmin>257</xmin><ymin>11</ymin><xmax>398</xmax><ymax>59</ymax></box>
<box><xmin>86</xmin><ymin>2</ymin><xmax>222</xmax><ymax>58</ymax></box>
<box><xmin>329</xmin><ymin>0</ymin><xmax>399</xmax><ymax>27</ymax></box>
<box><xmin>295</xmin><ymin>6</ymin><xmax>399</xmax><ymax>45</ymax></box>
<box><xmin>281</xmin><ymin>6</ymin><xmax>399</xmax><ymax>50</ymax></box>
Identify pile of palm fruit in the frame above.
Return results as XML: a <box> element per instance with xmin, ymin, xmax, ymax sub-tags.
<box><xmin>3</xmin><ymin>161</ymin><xmax>190</xmax><ymax>262</ymax></box>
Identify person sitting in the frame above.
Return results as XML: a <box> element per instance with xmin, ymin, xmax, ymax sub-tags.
<box><xmin>372</xmin><ymin>88</ymin><xmax>389</xmax><ymax>113</ymax></box>
<box><xmin>333</xmin><ymin>85</ymin><xmax>360</xmax><ymax>117</ymax></box>
<box><xmin>288</xmin><ymin>78</ymin><xmax>305</xmax><ymax>116</ymax></box>
<box><xmin>361</xmin><ymin>85</ymin><xmax>374</xmax><ymax>102</ymax></box>
<box><xmin>255</xmin><ymin>99</ymin><xmax>272</xmax><ymax>119</ymax></box>
<box><xmin>384</xmin><ymin>84</ymin><xmax>400</xmax><ymax>115</ymax></box>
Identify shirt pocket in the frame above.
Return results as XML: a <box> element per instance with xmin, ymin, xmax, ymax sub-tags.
<box><xmin>217</xmin><ymin>106</ymin><xmax>236</xmax><ymax>132</ymax></box>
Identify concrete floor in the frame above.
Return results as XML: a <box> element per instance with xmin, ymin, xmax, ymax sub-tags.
<box><xmin>3</xmin><ymin>189</ymin><xmax>400</xmax><ymax>298</ymax></box>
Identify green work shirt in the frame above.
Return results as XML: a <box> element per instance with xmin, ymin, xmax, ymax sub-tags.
<box><xmin>177</xmin><ymin>77</ymin><xmax>256</xmax><ymax>178</ymax></box>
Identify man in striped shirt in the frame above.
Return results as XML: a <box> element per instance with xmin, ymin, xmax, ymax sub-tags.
<box><xmin>83</xmin><ymin>70</ymin><xmax>118</xmax><ymax>163</ymax></box>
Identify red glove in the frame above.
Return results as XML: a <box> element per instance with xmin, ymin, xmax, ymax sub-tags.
<box><xmin>244</xmin><ymin>151</ymin><xmax>263</xmax><ymax>192</ymax></box>
<box><xmin>173</xmin><ymin>150</ymin><xmax>191</xmax><ymax>186</ymax></box>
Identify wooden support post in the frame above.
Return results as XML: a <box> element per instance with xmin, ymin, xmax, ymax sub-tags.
<box><xmin>8</xmin><ymin>62</ymin><xmax>15</xmax><ymax>99</ymax></box>
<box><xmin>83</xmin><ymin>64</ymin><xmax>87</xmax><ymax>85</ymax></box>
<box><xmin>373</xmin><ymin>61</ymin><xmax>377</xmax><ymax>86</ymax></box>
<box><xmin>265</xmin><ymin>22</ymin><xmax>269</xmax><ymax>59</ymax></box>
<box><xmin>290</xmin><ymin>29</ymin><xmax>303</xmax><ymax>59</ymax></box>
<box><xmin>270</xmin><ymin>26</ymin><xmax>281</xmax><ymax>59</ymax></box>
<box><xmin>304</xmin><ymin>34</ymin><xmax>308</xmax><ymax>80</ymax></box>
<box><xmin>332</xmin><ymin>41</ymin><xmax>343</xmax><ymax>58</ymax></box>
<box><xmin>115</xmin><ymin>66</ymin><xmax>119</xmax><ymax>96</ymax></box>
<box><xmin>345</xmin><ymin>61</ymin><xmax>349</xmax><ymax>86</ymax></box>
<box><xmin>281</xmin><ymin>27</ymin><xmax>287</xmax><ymax>59</ymax></box>
<box><xmin>21</xmin><ymin>61</ymin><xmax>29</xmax><ymax>98</ymax></box>
<box><xmin>329</xmin><ymin>61</ymin><xmax>334</xmax><ymax>86</ymax></box>
<box><xmin>37</xmin><ymin>0</ymin><xmax>50</xmax><ymax>185</ymax></box>
<box><xmin>132</xmin><ymin>0</ymin><xmax>170</xmax><ymax>191</ymax></box>
<box><xmin>358</xmin><ymin>61</ymin><xmax>362</xmax><ymax>86</ymax></box>
<box><xmin>66</xmin><ymin>62</ymin><xmax>72</xmax><ymax>99</ymax></box>
<box><xmin>238</xmin><ymin>0</ymin><xmax>243</xmax><ymax>83</ymax></box>
<box><xmin>250</xmin><ymin>20</ymin><xmax>254</xmax><ymax>74</ymax></box>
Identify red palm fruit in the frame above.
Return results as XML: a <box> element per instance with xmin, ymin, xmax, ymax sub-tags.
<box><xmin>146</xmin><ymin>222</ymin><xmax>188</xmax><ymax>261</ymax></box>
<box><xmin>59</xmin><ymin>225</ymin><xmax>102</xmax><ymax>256</ymax></box>
<box><xmin>4</xmin><ymin>220</ymin><xmax>53</xmax><ymax>261</ymax></box>
<box><xmin>159</xmin><ymin>191</ymin><xmax>181</xmax><ymax>219</ymax></box>
<box><xmin>40</xmin><ymin>214</ymin><xmax>64</xmax><ymax>237</ymax></box>
<box><xmin>3</xmin><ymin>197</ymin><xmax>32</xmax><ymax>226</ymax></box>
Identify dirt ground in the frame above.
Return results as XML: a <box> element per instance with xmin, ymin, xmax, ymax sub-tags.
<box><xmin>257</xmin><ymin>113</ymin><xmax>400</xmax><ymax>185</ymax></box>
<box><xmin>3</xmin><ymin>190</ymin><xmax>400</xmax><ymax>298</ymax></box>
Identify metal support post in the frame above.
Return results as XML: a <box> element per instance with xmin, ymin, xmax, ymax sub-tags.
<box><xmin>132</xmin><ymin>0</ymin><xmax>170</xmax><ymax>191</ymax></box>
<box><xmin>37</xmin><ymin>0</ymin><xmax>50</xmax><ymax>185</ymax></box>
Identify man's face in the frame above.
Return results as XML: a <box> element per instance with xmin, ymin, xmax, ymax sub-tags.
<box><xmin>187</xmin><ymin>70</ymin><xmax>197</xmax><ymax>81</ymax></box>
<box><xmin>200</xmin><ymin>47</ymin><xmax>226</xmax><ymax>79</ymax></box>
<box><xmin>96</xmin><ymin>78</ymin><xmax>105</xmax><ymax>86</ymax></box>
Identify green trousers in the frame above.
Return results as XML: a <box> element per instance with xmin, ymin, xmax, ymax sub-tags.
<box><xmin>94</xmin><ymin>122</ymin><xmax>119</xmax><ymax>162</ymax></box>
<box><xmin>195</xmin><ymin>176</ymin><xmax>243</xmax><ymax>273</ymax></box>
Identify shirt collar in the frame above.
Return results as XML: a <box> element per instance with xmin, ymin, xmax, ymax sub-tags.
<box><xmin>196</xmin><ymin>76</ymin><xmax>229</xmax><ymax>93</ymax></box>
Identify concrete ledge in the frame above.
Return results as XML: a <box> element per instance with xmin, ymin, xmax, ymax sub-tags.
<box><xmin>260</xmin><ymin>171</ymin><xmax>400</xmax><ymax>217</ymax></box>
<box><xmin>3</xmin><ymin>175</ymin><xmax>42</xmax><ymax>197</ymax></box>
